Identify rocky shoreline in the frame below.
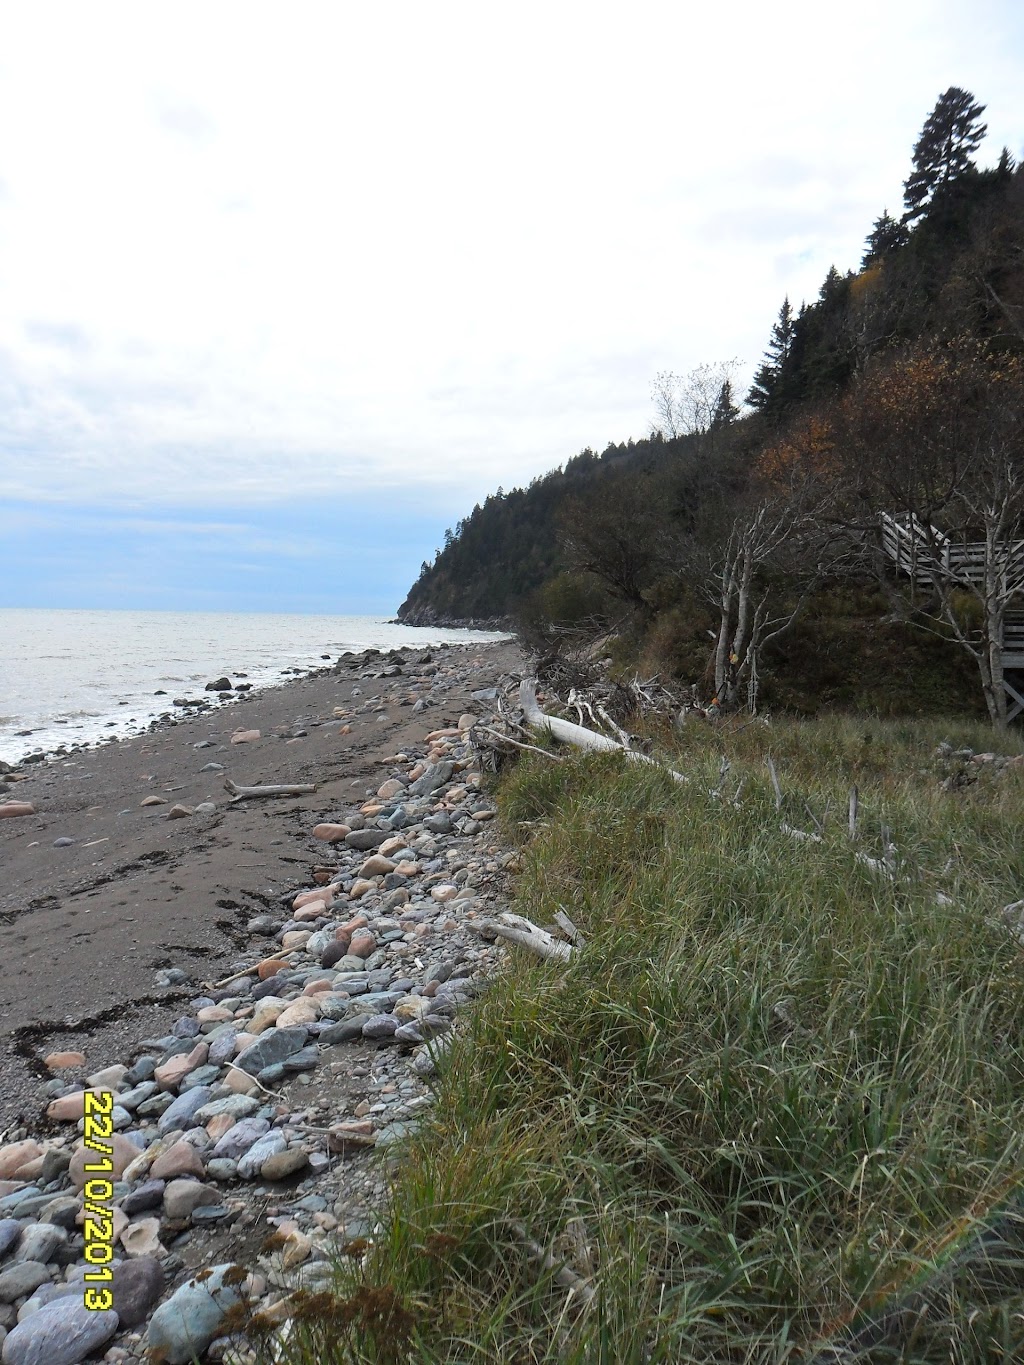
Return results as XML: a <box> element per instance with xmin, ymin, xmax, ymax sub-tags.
<box><xmin>0</xmin><ymin>641</ymin><xmax>526</xmax><ymax>1363</ymax></box>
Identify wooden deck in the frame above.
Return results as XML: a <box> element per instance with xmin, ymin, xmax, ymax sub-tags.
<box><xmin>879</xmin><ymin>512</ymin><xmax>1024</xmax><ymax>722</ymax></box>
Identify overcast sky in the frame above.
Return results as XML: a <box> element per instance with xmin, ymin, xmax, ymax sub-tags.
<box><xmin>2</xmin><ymin>1</ymin><xmax>1023</xmax><ymax>612</ymax></box>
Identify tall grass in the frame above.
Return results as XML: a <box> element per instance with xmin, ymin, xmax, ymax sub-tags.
<box><xmin>257</xmin><ymin>715</ymin><xmax>1024</xmax><ymax>1363</ymax></box>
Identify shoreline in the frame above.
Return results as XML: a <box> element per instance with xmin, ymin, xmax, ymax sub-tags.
<box><xmin>0</xmin><ymin>636</ymin><xmax>526</xmax><ymax>1133</ymax></box>
<box><xmin>1</xmin><ymin>630</ymin><xmax>513</xmax><ymax>771</ymax></box>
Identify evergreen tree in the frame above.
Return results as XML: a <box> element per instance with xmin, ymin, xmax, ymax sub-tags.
<box><xmin>710</xmin><ymin>378</ymin><xmax>740</xmax><ymax>432</ymax></box>
<box><xmin>747</xmin><ymin>297</ymin><xmax>795</xmax><ymax>410</ymax></box>
<box><xmin>861</xmin><ymin>210</ymin><xmax>908</xmax><ymax>267</ymax></box>
<box><xmin>903</xmin><ymin>87</ymin><xmax>987</xmax><ymax>221</ymax></box>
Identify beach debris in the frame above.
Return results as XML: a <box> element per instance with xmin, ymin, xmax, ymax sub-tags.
<box><xmin>224</xmin><ymin>779</ymin><xmax>317</xmax><ymax>800</ymax></box>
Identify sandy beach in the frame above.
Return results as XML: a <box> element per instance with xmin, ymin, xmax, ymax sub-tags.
<box><xmin>0</xmin><ymin>637</ymin><xmax>524</xmax><ymax>1133</ymax></box>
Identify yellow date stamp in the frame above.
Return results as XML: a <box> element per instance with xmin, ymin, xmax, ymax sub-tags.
<box><xmin>81</xmin><ymin>1091</ymin><xmax>115</xmax><ymax>1311</ymax></box>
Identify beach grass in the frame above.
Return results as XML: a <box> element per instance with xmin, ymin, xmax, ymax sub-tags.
<box><xmin>254</xmin><ymin>712</ymin><xmax>1024</xmax><ymax>1363</ymax></box>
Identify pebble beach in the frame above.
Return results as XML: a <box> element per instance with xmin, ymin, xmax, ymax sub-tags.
<box><xmin>0</xmin><ymin>636</ymin><xmax>525</xmax><ymax>1363</ymax></box>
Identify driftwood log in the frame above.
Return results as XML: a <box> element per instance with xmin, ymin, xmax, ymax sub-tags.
<box><xmin>519</xmin><ymin>680</ymin><xmax>688</xmax><ymax>784</ymax></box>
<box><xmin>224</xmin><ymin>779</ymin><xmax>317</xmax><ymax>800</ymax></box>
<box><xmin>475</xmin><ymin>912</ymin><xmax>574</xmax><ymax>962</ymax></box>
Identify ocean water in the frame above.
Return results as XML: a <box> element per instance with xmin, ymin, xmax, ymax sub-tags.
<box><xmin>0</xmin><ymin>609</ymin><xmax>508</xmax><ymax>764</ymax></box>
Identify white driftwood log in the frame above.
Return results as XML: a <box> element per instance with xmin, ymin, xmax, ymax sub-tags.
<box><xmin>519</xmin><ymin>680</ymin><xmax>688</xmax><ymax>784</ymax></box>
<box><xmin>483</xmin><ymin>912</ymin><xmax>574</xmax><ymax>962</ymax></box>
<box><xmin>224</xmin><ymin>779</ymin><xmax>317</xmax><ymax>799</ymax></box>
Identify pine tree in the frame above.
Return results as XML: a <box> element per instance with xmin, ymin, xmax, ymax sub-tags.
<box><xmin>747</xmin><ymin>297</ymin><xmax>795</xmax><ymax>410</ymax></box>
<box><xmin>903</xmin><ymin>87</ymin><xmax>987</xmax><ymax>221</ymax></box>
<box><xmin>710</xmin><ymin>378</ymin><xmax>739</xmax><ymax>432</ymax></box>
<box><xmin>861</xmin><ymin>210</ymin><xmax>908</xmax><ymax>267</ymax></box>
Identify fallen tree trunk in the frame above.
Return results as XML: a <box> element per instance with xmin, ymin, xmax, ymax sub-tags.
<box><xmin>519</xmin><ymin>680</ymin><xmax>688</xmax><ymax>784</ymax></box>
<box><xmin>224</xmin><ymin>779</ymin><xmax>317</xmax><ymax>799</ymax></box>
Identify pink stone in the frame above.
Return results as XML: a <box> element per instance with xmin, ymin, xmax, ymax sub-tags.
<box><xmin>206</xmin><ymin>1114</ymin><xmax>236</xmax><ymax>1142</ymax></box>
<box><xmin>0</xmin><ymin>801</ymin><xmax>35</xmax><ymax>819</ymax></box>
<box><xmin>46</xmin><ymin>1088</ymin><xmax>109</xmax><ymax>1122</ymax></box>
<box><xmin>312</xmin><ymin>823</ymin><xmax>349</xmax><ymax>842</ymax></box>
<box><xmin>69</xmin><ymin>1133</ymin><xmax>144</xmax><ymax>1188</ymax></box>
<box><xmin>276</xmin><ymin>999</ymin><xmax>318</xmax><ymax>1028</ymax></box>
<box><xmin>376</xmin><ymin>778</ymin><xmax>406</xmax><ymax>800</ymax></box>
<box><xmin>358</xmin><ymin>855</ymin><xmax>395</xmax><ymax>879</ymax></box>
<box><xmin>348</xmin><ymin>879</ymin><xmax>373</xmax><ymax>900</ymax></box>
<box><xmin>224</xmin><ymin>1067</ymin><xmax>259</xmax><ymax>1095</ymax></box>
<box><xmin>301</xmin><ymin>979</ymin><xmax>334</xmax><ymax>996</ymax></box>
<box><xmin>197</xmin><ymin>1006</ymin><xmax>234</xmax><ymax>1024</ymax></box>
<box><xmin>14</xmin><ymin>1156</ymin><xmax>46</xmax><ymax>1180</ymax></box>
<box><xmin>230</xmin><ymin>729</ymin><xmax>261</xmax><ymax>744</ymax></box>
<box><xmin>293</xmin><ymin>888</ymin><xmax>333</xmax><ymax>911</ymax></box>
<box><xmin>44</xmin><ymin>1051</ymin><xmax>86</xmax><ymax>1070</ymax></box>
<box><xmin>281</xmin><ymin>930</ymin><xmax>311</xmax><ymax>950</ymax></box>
<box><xmin>154</xmin><ymin>1041</ymin><xmax>209</xmax><ymax>1092</ymax></box>
<box><xmin>150</xmin><ymin>1140</ymin><xmax>205</xmax><ymax>1180</ymax></box>
<box><xmin>0</xmin><ymin>1139</ymin><xmax>43</xmax><ymax>1180</ymax></box>
<box><xmin>347</xmin><ymin>929</ymin><xmax>377</xmax><ymax>959</ymax></box>
<box><xmin>293</xmin><ymin>903</ymin><xmax>328</xmax><ymax>923</ymax></box>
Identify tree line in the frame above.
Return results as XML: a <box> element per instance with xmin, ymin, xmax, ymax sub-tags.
<box><xmin>400</xmin><ymin>89</ymin><xmax>1024</xmax><ymax>726</ymax></box>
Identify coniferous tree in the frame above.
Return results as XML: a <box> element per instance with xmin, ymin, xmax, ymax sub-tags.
<box><xmin>747</xmin><ymin>297</ymin><xmax>795</xmax><ymax>410</ymax></box>
<box><xmin>710</xmin><ymin>378</ymin><xmax>740</xmax><ymax>432</ymax></box>
<box><xmin>903</xmin><ymin>87</ymin><xmax>987</xmax><ymax>221</ymax></box>
<box><xmin>861</xmin><ymin>210</ymin><xmax>908</xmax><ymax>267</ymax></box>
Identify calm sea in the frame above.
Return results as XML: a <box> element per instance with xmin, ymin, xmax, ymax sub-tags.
<box><xmin>0</xmin><ymin>609</ymin><xmax>508</xmax><ymax>764</ymax></box>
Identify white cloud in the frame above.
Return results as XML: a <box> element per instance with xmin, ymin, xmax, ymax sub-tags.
<box><xmin>0</xmin><ymin>0</ymin><xmax>1021</xmax><ymax>513</ymax></box>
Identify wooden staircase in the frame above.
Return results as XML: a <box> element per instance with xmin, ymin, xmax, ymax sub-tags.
<box><xmin>879</xmin><ymin>512</ymin><xmax>1024</xmax><ymax>723</ymax></box>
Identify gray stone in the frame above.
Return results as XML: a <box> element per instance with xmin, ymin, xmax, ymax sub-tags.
<box><xmin>280</xmin><ymin>1046</ymin><xmax>319</xmax><ymax>1072</ymax></box>
<box><xmin>16</xmin><ymin>1282</ymin><xmax>79</xmax><ymax>1321</ymax></box>
<box><xmin>237</xmin><ymin>1132</ymin><xmax>287</xmax><ymax>1180</ymax></box>
<box><xmin>205</xmin><ymin>1159</ymin><xmax>238</xmax><ymax>1182</ymax></box>
<box><xmin>163</xmin><ymin>1180</ymin><xmax>223</xmax><ymax>1221</ymax></box>
<box><xmin>116</xmin><ymin>1081</ymin><xmax>159</xmax><ymax>1111</ymax></box>
<box><xmin>0</xmin><ymin>1263</ymin><xmax>51</xmax><ymax>1304</ymax></box>
<box><xmin>39</xmin><ymin>1150</ymin><xmax>71</xmax><ymax>1186</ymax></box>
<box><xmin>171</xmin><ymin>1016</ymin><xmax>201</xmax><ymax>1039</ymax></box>
<box><xmin>178</xmin><ymin>1064</ymin><xmax>222</xmax><ymax>1091</ymax></box>
<box><xmin>0</xmin><ymin>1297</ymin><xmax>118</xmax><ymax>1364</ymax></box>
<box><xmin>344</xmin><ymin>829</ymin><xmax>387</xmax><ymax>851</ymax></box>
<box><xmin>125</xmin><ymin>1056</ymin><xmax>157</xmax><ymax>1084</ymax></box>
<box><xmin>0</xmin><ymin>1195</ymin><xmax>52</xmax><ymax>1221</ymax></box>
<box><xmin>422</xmin><ymin>812</ymin><xmax>452</xmax><ymax>835</ymax></box>
<box><xmin>157</xmin><ymin>1085</ymin><xmax>214</xmax><ymax>1135</ymax></box>
<box><xmin>234</xmin><ymin>1027</ymin><xmax>308</xmax><ymax>1076</ymax></box>
<box><xmin>110</xmin><ymin>1255</ymin><xmax>164</xmax><ymax>1327</ymax></box>
<box><xmin>0</xmin><ymin>1223</ymin><xmax>20</xmax><ymax>1258</ymax></box>
<box><xmin>134</xmin><ymin>1091</ymin><xmax>174</xmax><ymax>1118</ymax></box>
<box><xmin>37</xmin><ymin>1198</ymin><xmax>78</xmax><ymax>1232</ymax></box>
<box><xmin>144</xmin><ymin>1262</ymin><xmax>243</xmax><ymax>1364</ymax></box>
<box><xmin>193</xmin><ymin>1095</ymin><xmax>259</xmax><ymax>1124</ymax></box>
<box><xmin>319</xmin><ymin>1015</ymin><xmax>371</xmax><ymax>1046</ymax></box>
<box><xmin>350</xmin><ymin>991</ymin><xmax>402</xmax><ymax>1014</ymax></box>
<box><xmin>119</xmin><ymin>1179</ymin><xmax>165</xmax><ymax>1216</ymax></box>
<box><xmin>12</xmin><ymin>1225</ymin><xmax>66</xmax><ymax>1266</ymax></box>
<box><xmin>206</xmin><ymin>1030</ymin><xmax>239</xmax><ymax>1066</ymax></box>
<box><xmin>362</xmin><ymin>1014</ymin><xmax>400</xmax><ymax>1041</ymax></box>
<box><xmin>258</xmin><ymin>1147</ymin><xmax>309</xmax><ymax>1181</ymax></box>
<box><xmin>210</xmin><ymin>1118</ymin><xmax>270</xmax><ymax>1161</ymax></box>
<box><xmin>408</xmin><ymin>761</ymin><xmax>454</xmax><ymax>796</ymax></box>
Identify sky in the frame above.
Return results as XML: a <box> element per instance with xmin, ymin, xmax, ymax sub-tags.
<box><xmin>2</xmin><ymin>1</ymin><xmax>1023</xmax><ymax>613</ymax></box>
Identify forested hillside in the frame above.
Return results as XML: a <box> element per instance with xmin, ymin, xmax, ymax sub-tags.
<box><xmin>399</xmin><ymin>89</ymin><xmax>1024</xmax><ymax>725</ymax></box>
